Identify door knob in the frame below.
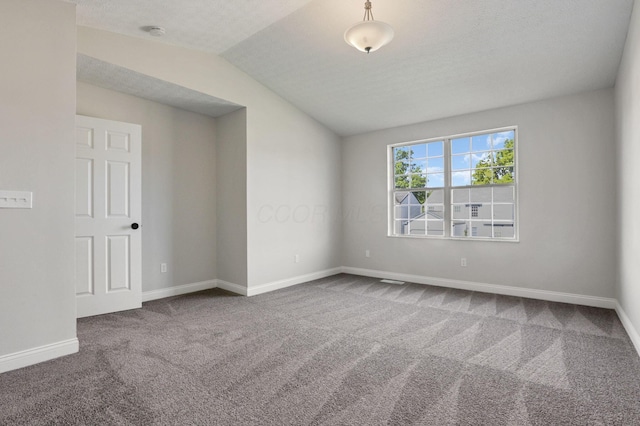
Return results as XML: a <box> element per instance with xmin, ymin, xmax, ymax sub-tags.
<box><xmin>131</xmin><ymin>223</ymin><xmax>139</xmax><ymax>230</ymax></box>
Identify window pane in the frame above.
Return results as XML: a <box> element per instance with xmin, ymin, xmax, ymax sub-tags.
<box><xmin>395</xmin><ymin>220</ymin><xmax>410</xmax><ymax>235</ymax></box>
<box><xmin>394</xmin><ymin>146</ymin><xmax>410</xmax><ymax>162</ymax></box>
<box><xmin>411</xmin><ymin>159</ymin><xmax>427</xmax><ymax>173</ymax></box>
<box><xmin>394</xmin><ymin>160</ymin><xmax>409</xmax><ymax>178</ymax></box>
<box><xmin>493</xmin><ymin>223</ymin><xmax>515</xmax><ymax>239</ymax></box>
<box><xmin>394</xmin><ymin>205</ymin><xmax>408</xmax><ymax>219</ymax></box>
<box><xmin>451</xmin><ymin>221</ymin><xmax>468</xmax><ymax>237</ymax></box>
<box><xmin>471</xmin><ymin>168</ymin><xmax>493</xmax><ymax>185</ymax></box>
<box><xmin>426</xmin><ymin>173</ymin><xmax>444</xmax><ymax>188</ymax></box>
<box><xmin>427</xmin><ymin>221</ymin><xmax>444</xmax><ymax>236</ymax></box>
<box><xmin>493</xmin><ymin>204</ymin><xmax>514</xmax><ymax>221</ymax></box>
<box><xmin>493</xmin><ymin>166</ymin><xmax>514</xmax><ymax>184</ymax></box>
<box><xmin>452</xmin><ymin>188</ymin><xmax>469</xmax><ymax>203</ymax></box>
<box><xmin>408</xmin><ymin>220</ymin><xmax>426</xmax><ymax>235</ymax></box>
<box><xmin>410</xmin><ymin>191</ymin><xmax>427</xmax><ymax>205</ymax></box>
<box><xmin>395</xmin><ymin>175</ymin><xmax>409</xmax><ymax>189</ymax></box>
<box><xmin>452</xmin><ymin>171</ymin><xmax>471</xmax><ymax>186</ymax></box>
<box><xmin>452</xmin><ymin>137</ymin><xmax>470</xmax><ymax>154</ymax></box>
<box><xmin>470</xmin><ymin>221</ymin><xmax>493</xmax><ymax>237</ymax></box>
<box><xmin>469</xmin><ymin>187</ymin><xmax>492</xmax><ymax>202</ymax></box>
<box><xmin>452</xmin><ymin>204</ymin><xmax>469</xmax><ymax>219</ymax></box>
<box><xmin>472</xmin><ymin>168</ymin><xmax>494</xmax><ymax>185</ymax></box>
<box><xmin>394</xmin><ymin>191</ymin><xmax>409</xmax><ymax>204</ymax></box>
<box><xmin>472</xmin><ymin>204</ymin><xmax>492</xmax><ymax>220</ymax></box>
<box><xmin>396</xmin><ymin>191</ymin><xmax>423</xmax><ymax>221</ymax></box>
<box><xmin>427</xmin><ymin>157</ymin><xmax>444</xmax><ymax>172</ymax></box>
<box><xmin>472</xmin><ymin>134</ymin><xmax>491</xmax><ymax>152</ymax></box>
<box><xmin>428</xmin><ymin>141</ymin><xmax>444</xmax><ymax>157</ymax></box>
<box><xmin>409</xmin><ymin>174</ymin><xmax>427</xmax><ymax>188</ymax></box>
<box><xmin>493</xmin><ymin>186</ymin><xmax>514</xmax><ymax>202</ymax></box>
<box><xmin>427</xmin><ymin>189</ymin><xmax>444</xmax><ymax>203</ymax></box>
<box><xmin>426</xmin><ymin>204</ymin><xmax>444</xmax><ymax>216</ymax></box>
<box><xmin>393</xmin><ymin>156</ymin><xmax>409</xmax><ymax>188</ymax></box>
<box><xmin>495</xmin><ymin>149</ymin><xmax>514</xmax><ymax>167</ymax></box>
<box><xmin>472</xmin><ymin>152</ymin><xmax>493</xmax><ymax>168</ymax></box>
<box><xmin>410</xmin><ymin>144</ymin><xmax>427</xmax><ymax>159</ymax></box>
<box><xmin>451</xmin><ymin>154</ymin><xmax>470</xmax><ymax>170</ymax></box>
<box><xmin>394</xmin><ymin>192</ymin><xmax>409</xmax><ymax>222</ymax></box>
<box><xmin>492</xmin><ymin>131</ymin><xmax>515</xmax><ymax>150</ymax></box>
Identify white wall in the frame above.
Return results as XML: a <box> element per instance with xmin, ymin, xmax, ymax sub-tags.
<box><xmin>216</xmin><ymin>108</ymin><xmax>248</xmax><ymax>287</ymax></box>
<box><xmin>616</xmin><ymin>0</ymin><xmax>640</xmax><ymax>337</ymax></box>
<box><xmin>77</xmin><ymin>82</ymin><xmax>218</xmax><ymax>292</ymax></box>
<box><xmin>342</xmin><ymin>89</ymin><xmax>616</xmax><ymax>298</ymax></box>
<box><xmin>0</xmin><ymin>0</ymin><xmax>77</xmax><ymax>358</ymax></box>
<box><xmin>76</xmin><ymin>27</ymin><xmax>343</xmax><ymax>290</ymax></box>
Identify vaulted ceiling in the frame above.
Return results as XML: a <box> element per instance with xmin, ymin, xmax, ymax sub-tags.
<box><xmin>73</xmin><ymin>0</ymin><xmax>634</xmax><ymax>136</ymax></box>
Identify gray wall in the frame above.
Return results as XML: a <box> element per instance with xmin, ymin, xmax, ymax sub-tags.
<box><xmin>616</xmin><ymin>0</ymin><xmax>640</xmax><ymax>334</ymax></box>
<box><xmin>77</xmin><ymin>82</ymin><xmax>217</xmax><ymax>291</ymax></box>
<box><xmin>3</xmin><ymin>0</ymin><xmax>633</xmax><ymax>369</ymax></box>
<box><xmin>216</xmin><ymin>108</ymin><xmax>248</xmax><ymax>287</ymax></box>
<box><xmin>0</xmin><ymin>0</ymin><xmax>77</xmax><ymax>356</ymax></box>
<box><xmin>246</xmin><ymin>96</ymin><xmax>343</xmax><ymax>285</ymax></box>
<box><xmin>342</xmin><ymin>88</ymin><xmax>616</xmax><ymax>298</ymax></box>
<box><xmin>77</xmin><ymin>27</ymin><xmax>343</xmax><ymax>290</ymax></box>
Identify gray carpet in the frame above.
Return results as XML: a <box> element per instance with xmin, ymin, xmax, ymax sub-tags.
<box><xmin>1</xmin><ymin>274</ymin><xmax>640</xmax><ymax>425</ymax></box>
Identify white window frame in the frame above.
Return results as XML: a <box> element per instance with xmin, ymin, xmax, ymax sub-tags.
<box><xmin>387</xmin><ymin>126</ymin><xmax>519</xmax><ymax>242</ymax></box>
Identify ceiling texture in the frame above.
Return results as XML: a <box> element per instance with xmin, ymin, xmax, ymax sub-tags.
<box><xmin>73</xmin><ymin>0</ymin><xmax>635</xmax><ymax>136</ymax></box>
<box><xmin>77</xmin><ymin>54</ymin><xmax>243</xmax><ymax>117</ymax></box>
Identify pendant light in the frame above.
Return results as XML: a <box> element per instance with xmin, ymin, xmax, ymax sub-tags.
<box><xmin>344</xmin><ymin>1</ymin><xmax>394</xmax><ymax>53</ymax></box>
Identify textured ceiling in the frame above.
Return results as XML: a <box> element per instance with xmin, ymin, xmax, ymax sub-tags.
<box><xmin>73</xmin><ymin>0</ymin><xmax>634</xmax><ymax>136</ymax></box>
<box><xmin>72</xmin><ymin>0</ymin><xmax>314</xmax><ymax>54</ymax></box>
<box><xmin>77</xmin><ymin>54</ymin><xmax>242</xmax><ymax>118</ymax></box>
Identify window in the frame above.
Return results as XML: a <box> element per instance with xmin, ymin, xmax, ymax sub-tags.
<box><xmin>390</xmin><ymin>127</ymin><xmax>517</xmax><ymax>240</ymax></box>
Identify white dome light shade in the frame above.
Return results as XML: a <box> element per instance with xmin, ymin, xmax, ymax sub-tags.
<box><xmin>344</xmin><ymin>20</ymin><xmax>394</xmax><ymax>53</ymax></box>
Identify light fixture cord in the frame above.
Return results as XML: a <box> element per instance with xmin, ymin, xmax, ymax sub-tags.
<box><xmin>363</xmin><ymin>0</ymin><xmax>374</xmax><ymax>21</ymax></box>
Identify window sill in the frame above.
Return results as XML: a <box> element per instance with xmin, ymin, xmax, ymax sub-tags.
<box><xmin>386</xmin><ymin>234</ymin><xmax>520</xmax><ymax>243</ymax></box>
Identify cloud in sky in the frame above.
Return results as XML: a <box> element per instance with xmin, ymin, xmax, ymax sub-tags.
<box><xmin>492</xmin><ymin>131</ymin><xmax>514</xmax><ymax>148</ymax></box>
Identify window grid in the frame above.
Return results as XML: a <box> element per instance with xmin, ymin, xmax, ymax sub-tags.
<box><xmin>450</xmin><ymin>186</ymin><xmax>515</xmax><ymax>239</ymax></box>
<box><xmin>389</xmin><ymin>127</ymin><xmax>517</xmax><ymax>241</ymax></box>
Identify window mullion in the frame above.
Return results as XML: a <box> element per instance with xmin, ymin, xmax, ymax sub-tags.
<box><xmin>389</xmin><ymin>147</ymin><xmax>395</xmax><ymax>236</ymax></box>
<box><xmin>389</xmin><ymin>127</ymin><xmax>516</xmax><ymax>240</ymax></box>
<box><xmin>444</xmin><ymin>138</ymin><xmax>451</xmax><ymax>237</ymax></box>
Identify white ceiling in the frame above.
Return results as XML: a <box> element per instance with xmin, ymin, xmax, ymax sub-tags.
<box><xmin>77</xmin><ymin>54</ymin><xmax>242</xmax><ymax>118</ymax></box>
<box><xmin>72</xmin><ymin>0</ymin><xmax>635</xmax><ymax>136</ymax></box>
<box><xmin>72</xmin><ymin>0</ymin><xmax>314</xmax><ymax>54</ymax></box>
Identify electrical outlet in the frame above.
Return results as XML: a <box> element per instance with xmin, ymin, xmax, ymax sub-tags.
<box><xmin>295</xmin><ymin>254</ymin><xmax>300</xmax><ymax>263</ymax></box>
<box><xmin>365</xmin><ymin>249</ymin><xmax>371</xmax><ymax>258</ymax></box>
<box><xmin>161</xmin><ymin>263</ymin><xmax>167</xmax><ymax>273</ymax></box>
<box><xmin>461</xmin><ymin>258</ymin><xmax>467</xmax><ymax>267</ymax></box>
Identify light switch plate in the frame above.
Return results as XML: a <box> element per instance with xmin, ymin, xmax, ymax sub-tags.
<box><xmin>0</xmin><ymin>190</ymin><xmax>33</xmax><ymax>209</ymax></box>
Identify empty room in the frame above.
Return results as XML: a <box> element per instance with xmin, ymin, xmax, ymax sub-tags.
<box><xmin>1</xmin><ymin>0</ymin><xmax>640</xmax><ymax>424</ymax></box>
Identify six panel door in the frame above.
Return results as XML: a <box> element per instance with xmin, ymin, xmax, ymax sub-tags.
<box><xmin>75</xmin><ymin>115</ymin><xmax>142</xmax><ymax>318</ymax></box>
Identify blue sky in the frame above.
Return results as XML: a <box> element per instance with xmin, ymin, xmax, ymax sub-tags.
<box><xmin>394</xmin><ymin>130</ymin><xmax>514</xmax><ymax>188</ymax></box>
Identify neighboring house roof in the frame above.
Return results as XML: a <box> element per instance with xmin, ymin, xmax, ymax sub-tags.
<box><xmin>404</xmin><ymin>211</ymin><xmax>444</xmax><ymax>221</ymax></box>
<box><xmin>395</xmin><ymin>192</ymin><xmax>412</xmax><ymax>203</ymax></box>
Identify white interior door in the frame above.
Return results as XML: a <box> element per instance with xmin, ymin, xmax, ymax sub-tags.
<box><xmin>75</xmin><ymin>115</ymin><xmax>142</xmax><ymax>318</ymax></box>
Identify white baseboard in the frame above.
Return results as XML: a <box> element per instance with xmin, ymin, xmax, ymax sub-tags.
<box><xmin>3</xmin><ymin>269</ymin><xmax>634</xmax><ymax>375</ymax></box>
<box><xmin>0</xmin><ymin>338</ymin><xmax>79</xmax><ymax>374</ymax></box>
<box><xmin>341</xmin><ymin>267</ymin><xmax>617</xmax><ymax>309</ymax></box>
<box><xmin>216</xmin><ymin>279</ymin><xmax>248</xmax><ymax>296</ymax></box>
<box><xmin>142</xmin><ymin>280</ymin><xmax>217</xmax><ymax>302</ymax></box>
<box><xmin>247</xmin><ymin>267</ymin><xmax>343</xmax><ymax>297</ymax></box>
<box><xmin>615</xmin><ymin>302</ymin><xmax>640</xmax><ymax>357</ymax></box>
<box><xmin>139</xmin><ymin>268</ymin><xmax>620</xmax><ymax>317</ymax></box>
